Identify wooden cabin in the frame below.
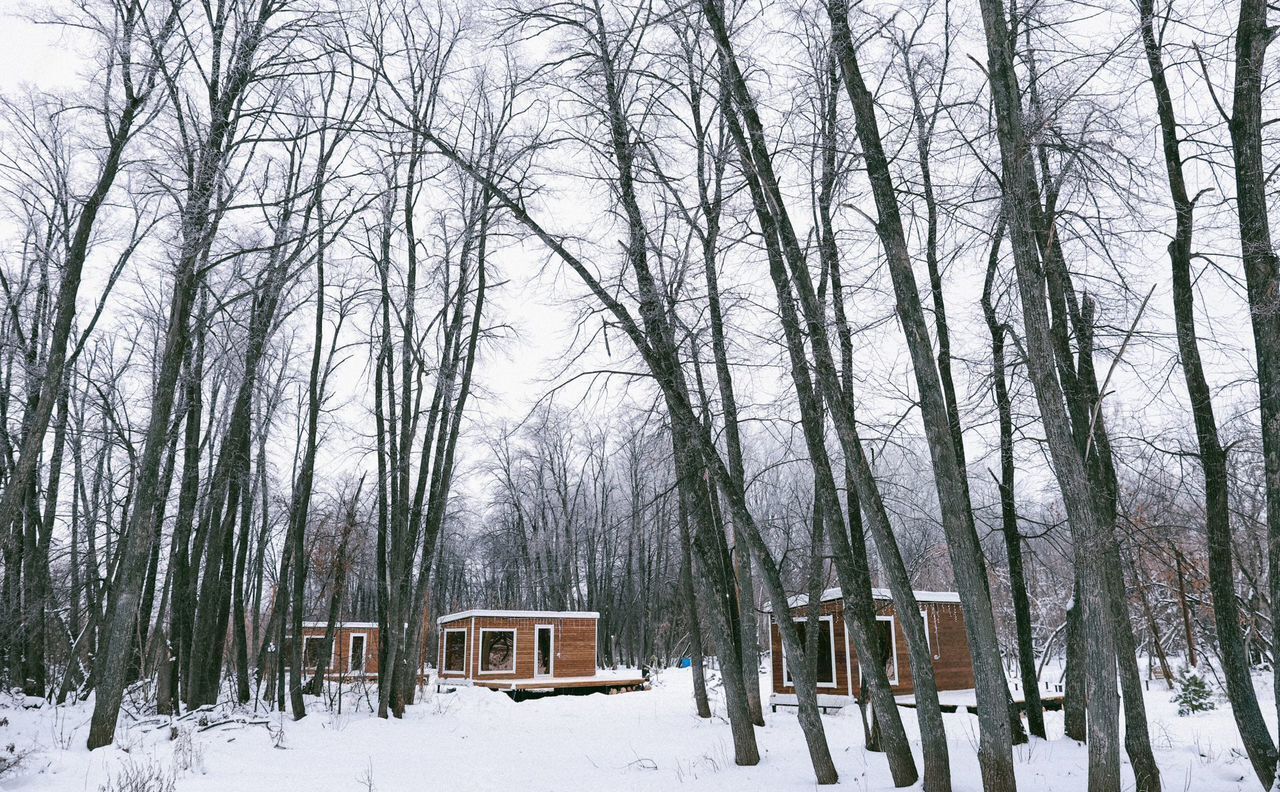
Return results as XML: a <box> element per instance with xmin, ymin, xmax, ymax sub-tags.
<box><xmin>296</xmin><ymin>621</ymin><xmax>429</xmax><ymax>681</ymax></box>
<box><xmin>435</xmin><ymin>609</ymin><xmax>647</xmax><ymax>696</ymax></box>
<box><xmin>299</xmin><ymin>621</ymin><xmax>380</xmax><ymax>679</ymax></box>
<box><xmin>766</xmin><ymin>588</ymin><xmax>975</xmax><ymax>711</ymax></box>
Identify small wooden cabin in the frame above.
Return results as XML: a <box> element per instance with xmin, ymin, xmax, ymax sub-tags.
<box><xmin>435</xmin><ymin>609</ymin><xmax>646</xmax><ymax>695</ymax></box>
<box><xmin>296</xmin><ymin>621</ymin><xmax>430</xmax><ymax>681</ymax></box>
<box><xmin>299</xmin><ymin>621</ymin><xmax>380</xmax><ymax>679</ymax></box>
<box><xmin>767</xmin><ymin>588</ymin><xmax>975</xmax><ymax>711</ymax></box>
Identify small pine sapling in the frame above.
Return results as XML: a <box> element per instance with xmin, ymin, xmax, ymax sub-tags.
<box><xmin>1172</xmin><ymin>666</ymin><xmax>1216</xmax><ymax>716</ymax></box>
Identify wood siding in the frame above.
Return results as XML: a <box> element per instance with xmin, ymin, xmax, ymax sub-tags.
<box><xmin>436</xmin><ymin>615</ymin><xmax>598</xmax><ymax>680</ymax></box>
<box><xmin>769</xmin><ymin>598</ymin><xmax>975</xmax><ymax>696</ymax></box>
<box><xmin>299</xmin><ymin>626</ymin><xmax>380</xmax><ymax>676</ymax></box>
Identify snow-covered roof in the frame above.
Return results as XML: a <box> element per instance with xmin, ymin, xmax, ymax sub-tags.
<box><xmin>436</xmin><ymin>609</ymin><xmax>601</xmax><ymax>624</ymax></box>
<box><xmin>763</xmin><ymin>587</ymin><xmax>961</xmax><ymax>613</ymax></box>
<box><xmin>301</xmin><ymin>621</ymin><xmax>379</xmax><ymax>629</ymax></box>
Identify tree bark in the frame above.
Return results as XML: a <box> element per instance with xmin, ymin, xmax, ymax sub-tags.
<box><xmin>822</xmin><ymin>14</ymin><xmax>1016</xmax><ymax>781</ymax></box>
<box><xmin>678</xmin><ymin>485</ymin><xmax>713</xmax><ymax>719</ymax></box>
<box><xmin>1063</xmin><ymin>581</ymin><xmax>1087</xmax><ymax>741</ymax></box>
<box><xmin>697</xmin><ymin>129</ymin><xmax>765</xmax><ymax>727</ymax></box>
<box><xmin>1226</xmin><ymin>11</ymin><xmax>1280</xmax><ymax>785</ymax></box>
<box><xmin>981</xmin><ymin>223</ymin><xmax>1046</xmax><ymax>739</ymax></box>
<box><xmin>971</xmin><ymin>0</ymin><xmax>1122</xmax><ymax>784</ymax></box>
<box><xmin>723</xmin><ymin>98</ymin><xmax>919</xmax><ymax>786</ymax></box>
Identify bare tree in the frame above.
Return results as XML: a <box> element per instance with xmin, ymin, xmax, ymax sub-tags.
<box><xmin>972</xmin><ymin>0</ymin><xmax>1126</xmax><ymax>784</ymax></box>
<box><xmin>1138</xmin><ymin>0</ymin><xmax>1275</xmax><ymax>784</ymax></box>
<box><xmin>88</xmin><ymin>0</ymin><xmax>309</xmax><ymax>748</ymax></box>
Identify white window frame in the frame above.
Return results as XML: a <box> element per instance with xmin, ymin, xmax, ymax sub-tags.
<box><xmin>440</xmin><ymin>627</ymin><xmax>468</xmax><ymax>674</ymax></box>
<box><xmin>477</xmin><ymin>627</ymin><xmax>518</xmax><ymax>675</ymax></box>
<box><xmin>347</xmin><ymin>632</ymin><xmax>368</xmax><ymax>673</ymax></box>
<box><xmin>781</xmin><ymin>614</ymin><xmax>838</xmax><ymax>689</ymax></box>
<box><xmin>534</xmin><ymin>624</ymin><xmax>555</xmax><ymax>678</ymax></box>
<box><xmin>469</xmin><ymin>616</ymin><xmax>476</xmax><ymax>677</ymax></box>
<box><xmin>843</xmin><ymin>614</ymin><xmax>854</xmax><ymax>696</ymax></box>
<box><xmin>877</xmin><ymin>615</ymin><xmax>899</xmax><ymax>685</ymax></box>
<box><xmin>302</xmin><ymin>635</ymin><xmax>324</xmax><ymax>668</ymax></box>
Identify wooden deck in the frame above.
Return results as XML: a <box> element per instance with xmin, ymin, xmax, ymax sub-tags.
<box><xmin>771</xmin><ymin>685</ymin><xmax>1066</xmax><ymax>714</ymax></box>
<box><xmin>895</xmin><ymin>688</ymin><xmax>1066</xmax><ymax>714</ymax></box>
<box><xmin>472</xmin><ymin>674</ymin><xmax>647</xmax><ymax>692</ymax></box>
<box><xmin>437</xmin><ymin>671</ymin><xmax>649</xmax><ymax>700</ymax></box>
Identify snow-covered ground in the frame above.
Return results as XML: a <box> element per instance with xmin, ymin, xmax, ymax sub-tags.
<box><xmin>0</xmin><ymin>667</ymin><xmax>1267</xmax><ymax>791</ymax></box>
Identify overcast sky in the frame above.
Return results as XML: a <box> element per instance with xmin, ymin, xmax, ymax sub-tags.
<box><xmin>0</xmin><ymin>1</ymin><xmax>1268</xmax><ymax>524</ymax></box>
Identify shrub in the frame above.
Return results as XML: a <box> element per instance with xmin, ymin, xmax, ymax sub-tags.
<box><xmin>0</xmin><ymin>743</ymin><xmax>31</xmax><ymax>778</ymax></box>
<box><xmin>1172</xmin><ymin>666</ymin><xmax>1216</xmax><ymax>716</ymax></box>
<box><xmin>171</xmin><ymin>727</ymin><xmax>205</xmax><ymax>775</ymax></box>
<box><xmin>98</xmin><ymin>756</ymin><xmax>175</xmax><ymax>792</ymax></box>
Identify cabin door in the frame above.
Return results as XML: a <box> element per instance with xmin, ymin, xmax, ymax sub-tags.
<box><xmin>535</xmin><ymin>625</ymin><xmax>554</xmax><ymax>677</ymax></box>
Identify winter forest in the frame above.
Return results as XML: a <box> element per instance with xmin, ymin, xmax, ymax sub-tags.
<box><xmin>1</xmin><ymin>0</ymin><xmax>1279</xmax><ymax>789</ymax></box>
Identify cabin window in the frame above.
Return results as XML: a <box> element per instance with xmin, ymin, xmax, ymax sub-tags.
<box><xmin>479</xmin><ymin>628</ymin><xmax>516</xmax><ymax>674</ymax></box>
<box><xmin>876</xmin><ymin>616</ymin><xmax>899</xmax><ymax>685</ymax></box>
<box><xmin>349</xmin><ymin>633</ymin><xmax>367</xmax><ymax>673</ymax></box>
<box><xmin>442</xmin><ymin>629</ymin><xmax>467</xmax><ymax>673</ymax></box>
<box><xmin>302</xmin><ymin>636</ymin><xmax>324</xmax><ymax>668</ymax></box>
<box><xmin>782</xmin><ymin>615</ymin><xmax>837</xmax><ymax>689</ymax></box>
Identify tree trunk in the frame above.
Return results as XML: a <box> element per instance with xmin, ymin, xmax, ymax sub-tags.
<box><xmin>972</xmin><ymin>0</ymin><xmax>1121</xmax><ymax>783</ymax></box>
<box><xmin>87</xmin><ymin>254</ymin><xmax>201</xmax><ymax>749</ymax></box>
<box><xmin>1174</xmin><ymin>549</ymin><xmax>1198</xmax><ymax>667</ymax></box>
<box><xmin>1226</xmin><ymin>8</ymin><xmax>1280</xmax><ymax>785</ymax></box>
<box><xmin>673</xmin><ymin>426</ymin><xmax>762</xmax><ymax>767</ymax></box>
<box><xmin>822</xmin><ymin>9</ymin><xmax>1013</xmax><ymax>784</ymax></box>
<box><xmin>87</xmin><ymin>5</ymin><xmax>274</xmax><ymax>744</ymax></box>
<box><xmin>1129</xmin><ymin>0</ymin><xmax>1259</xmax><ymax>693</ymax></box>
<box><xmin>169</xmin><ymin>294</ymin><xmax>206</xmax><ymax>711</ymax></box>
<box><xmin>1063</xmin><ymin>582</ymin><xmax>1087</xmax><ymax>741</ymax></box>
<box><xmin>232</xmin><ymin>459</ymin><xmax>253</xmax><ymax>704</ymax></box>
<box><xmin>700</xmin><ymin>187</ymin><xmax>765</xmax><ymax>727</ymax></box>
<box><xmin>584</xmin><ymin>8</ymin><xmax>768</xmax><ymax>767</ymax></box>
<box><xmin>1069</xmin><ymin>290</ymin><xmax>1160</xmax><ymax>791</ymax></box>
<box><xmin>981</xmin><ymin>224</ymin><xmax>1045</xmax><ymax>739</ymax></box>
<box><xmin>678</xmin><ymin>493</ymin><xmax>712</xmax><ymax>719</ymax></box>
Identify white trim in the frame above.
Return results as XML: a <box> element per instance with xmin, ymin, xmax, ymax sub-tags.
<box><xmin>302</xmin><ymin>635</ymin><xmax>324</xmax><ymax>666</ymax></box>
<box><xmin>347</xmin><ymin>632</ymin><xmax>368</xmax><ymax>673</ymax></box>
<box><xmin>534</xmin><ymin>624</ymin><xmax>555</xmax><ymax>678</ymax></box>
<box><xmin>477</xmin><ymin>627</ymin><xmax>518</xmax><ymax>675</ymax></box>
<box><xmin>770</xmin><ymin>692</ymin><xmax>856</xmax><ymax>709</ymax></box>
<box><xmin>441</xmin><ymin>628</ymin><xmax>468</xmax><ymax>674</ymax></box>
<box><xmin>781</xmin><ymin>615</ymin><xmax>838</xmax><ymax>689</ymax></box>
<box><xmin>844</xmin><ymin>613</ymin><xmax>854</xmax><ymax>696</ymax></box>
<box><xmin>437</xmin><ymin>609</ymin><xmax>600</xmax><ymax>624</ymax></box>
<box><xmin>465</xmin><ymin>671</ymin><xmax>646</xmax><ymax>692</ymax></box>
<box><xmin>764</xmin><ymin>588</ymin><xmax>962</xmax><ymax>612</ymax></box>
<box><xmin>877</xmin><ymin>615</ymin><xmax>899</xmax><ymax>685</ymax></box>
<box><xmin>767</xmin><ymin>612</ymin><xmax>773</xmax><ymax>683</ymax></box>
<box><xmin>301</xmin><ymin>621</ymin><xmax>380</xmax><ymax>629</ymax></box>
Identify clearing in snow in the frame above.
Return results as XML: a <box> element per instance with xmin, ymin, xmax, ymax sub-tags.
<box><xmin>0</xmin><ymin>666</ymin><xmax>1265</xmax><ymax>791</ymax></box>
